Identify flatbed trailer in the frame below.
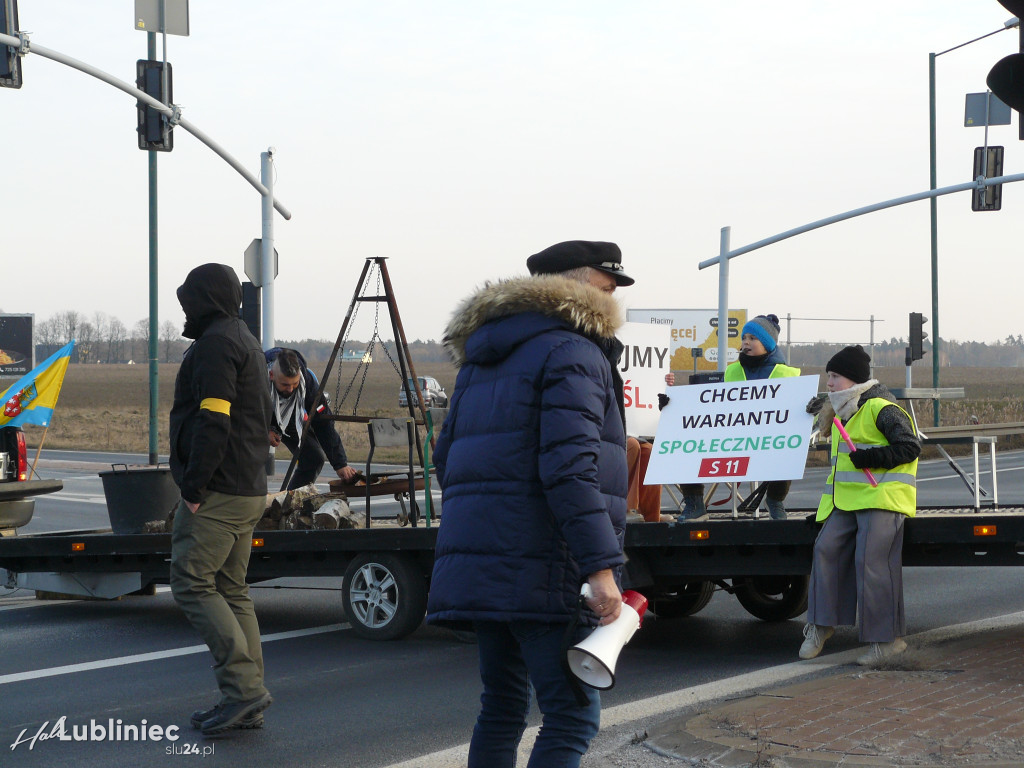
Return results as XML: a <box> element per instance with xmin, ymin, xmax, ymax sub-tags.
<box><xmin>3</xmin><ymin>504</ymin><xmax>1024</xmax><ymax>640</ymax></box>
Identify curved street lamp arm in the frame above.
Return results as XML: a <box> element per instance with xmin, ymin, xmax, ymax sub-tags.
<box><xmin>0</xmin><ymin>31</ymin><xmax>293</xmax><ymax>220</ymax></box>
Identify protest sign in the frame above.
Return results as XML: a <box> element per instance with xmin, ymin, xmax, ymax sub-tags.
<box><xmin>617</xmin><ymin>322</ymin><xmax>670</xmax><ymax>438</ymax></box>
<box><xmin>644</xmin><ymin>375</ymin><xmax>819</xmax><ymax>485</ymax></box>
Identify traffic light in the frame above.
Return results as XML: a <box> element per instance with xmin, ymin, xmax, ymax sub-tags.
<box><xmin>136</xmin><ymin>59</ymin><xmax>173</xmax><ymax>152</ymax></box>
<box><xmin>0</xmin><ymin>0</ymin><xmax>22</xmax><ymax>89</ymax></box>
<box><xmin>987</xmin><ymin>2</ymin><xmax>1024</xmax><ymax>138</ymax></box>
<box><xmin>909</xmin><ymin>312</ymin><xmax>928</xmax><ymax>362</ymax></box>
<box><xmin>972</xmin><ymin>145</ymin><xmax>1004</xmax><ymax>211</ymax></box>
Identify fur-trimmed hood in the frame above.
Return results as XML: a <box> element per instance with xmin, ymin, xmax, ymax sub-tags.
<box><xmin>443</xmin><ymin>275</ymin><xmax>623</xmax><ymax>366</ymax></box>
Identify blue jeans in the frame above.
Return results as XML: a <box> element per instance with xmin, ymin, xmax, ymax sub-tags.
<box><xmin>469</xmin><ymin>620</ymin><xmax>600</xmax><ymax>768</ymax></box>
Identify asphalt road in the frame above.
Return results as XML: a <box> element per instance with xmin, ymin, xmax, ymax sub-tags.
<box><xmin>1</xmin><ymin>449</ymin><xmax>1023</xmax><ymax>767</ymax></box>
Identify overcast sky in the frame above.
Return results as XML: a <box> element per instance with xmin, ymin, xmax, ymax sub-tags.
<box><xmin>3</xmin><ymin>1</ymin><xmax>1021</xmax><ymax>349</ymax></box>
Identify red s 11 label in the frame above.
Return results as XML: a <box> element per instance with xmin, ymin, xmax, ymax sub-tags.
<box><xmin>698</xmin><ymin>456</ymin><xmax>750</xmax><ymax>477</ymax></box>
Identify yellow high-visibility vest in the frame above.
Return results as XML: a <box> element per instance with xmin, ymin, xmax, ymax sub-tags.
<box><xmin>724</xmin><ymin>361</ymin><xmax>801</xmax><ymax>382</ymax></box>
<box><xmin>816</xmin><ymin>397</ymin><xmax>918</xmax><ymax>521</ymax></box>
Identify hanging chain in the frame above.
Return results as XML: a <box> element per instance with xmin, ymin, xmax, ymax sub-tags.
<box><xmin>332</xmin><ymin>260</ymin><xmax>405</xmax><ymax>416</ymax></box>
<box><xmin>333</xmin><ymin>263</ymin><xmax>373</xmax><ymax>412</ymax></box>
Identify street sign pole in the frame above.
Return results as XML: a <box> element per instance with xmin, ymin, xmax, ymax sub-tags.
<box><xmin>260</xmin><ymin>149</ymin><xmax>275</xmax><ymax>351</ymax></box>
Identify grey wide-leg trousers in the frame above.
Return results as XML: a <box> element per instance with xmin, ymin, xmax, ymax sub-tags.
<box><xmin>807</xmin><ymin>508</ymin><xmax>906</xmax><ymax>643</ymax></box>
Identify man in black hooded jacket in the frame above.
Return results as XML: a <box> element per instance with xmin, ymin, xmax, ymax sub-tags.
<box><xmin>169</xmin><ymin>263</ymin><xmax>273</xmax><ymax>735</ymax></box>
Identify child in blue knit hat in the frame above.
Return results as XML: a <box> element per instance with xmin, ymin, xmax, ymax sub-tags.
<box><xmin>666</xmin><ymin>313</ymin><xmax>800</xmax><ymax>520</ymax></box>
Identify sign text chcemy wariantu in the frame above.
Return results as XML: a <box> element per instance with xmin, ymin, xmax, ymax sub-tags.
<box><xmin>644</xmin><ymin>376</ymin><xmax>819</xmax><ymax>485</ymax></box>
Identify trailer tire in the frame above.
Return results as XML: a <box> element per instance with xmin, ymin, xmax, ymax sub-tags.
<box><xmin>733</xmin><ymin>575</ymin><xmax>808</xmax><ymax>622</ymax></box>
<box><xmin>342</xmin><ymin>553</ymin><xmax>427</xmax><ymax>640</ymax></box>
<box><xmin>648</xmin><ymin>581</ymin><xmax>716</xmax><ymax>618</ymax></box>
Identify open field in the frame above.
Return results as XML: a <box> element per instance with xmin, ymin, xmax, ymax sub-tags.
<box><xmin>16</xmin><ymin>362</ymin><xmax>1024</xmax><ymax>462</ymax></box>
<box><xmin>26</xmin><ymin>360</ymin><xmax>460</xmax><ymax>463</ymax></box>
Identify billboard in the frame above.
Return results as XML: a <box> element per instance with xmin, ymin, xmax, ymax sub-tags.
<box><xmin>0</xmin><ymin>314</ymin><xmax>34</xmax><ymax>377</ymax></box>
<box><xmin>626</xmin><ymin>308</ymin><xmax>746</xmax><ymax>374</ymax></box>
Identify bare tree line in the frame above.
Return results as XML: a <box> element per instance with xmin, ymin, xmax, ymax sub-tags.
<box><xmin>32</xmin><ymin>311</ymin><xmax>1024</xmax><ymax>369</ymax></box>
<box><xmin>35</xmin><ymin>311</ymin><xmax>187</xmax><ymax>364</ymax></box>
<box><xmin>787</xmin><ymin>337</ymin><xmax>1024</xmax><ymax>368</ymax></box>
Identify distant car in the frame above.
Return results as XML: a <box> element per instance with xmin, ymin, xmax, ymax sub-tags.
<box><xmin>398</xmin><ymin>376</ymin><xmax>448</xmax><ymax>408</ymax></box>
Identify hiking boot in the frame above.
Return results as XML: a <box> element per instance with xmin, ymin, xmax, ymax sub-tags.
<box><xmin>799</xmin><ymin>623</ymin><xmax>834</xmax><ymax>659</ymax></box>
<box><xmin>200</xmin><ymin>693</ymin><xmax>273</xmax><ymax>735</ymax></box>
<box><xmin>680</xmin><ymin>495</ymin><xmax>708</xmax><ymax>521</ymax></box>
<box><xmin>766</xmin><ymin>498</ymin><xmax>788</xmax><ymax>520</ymax></box>
<box><xmin>856</xmin><ymin>638</ymin><xmax>908</xmax><ymax>666</ymax></box>
<box><xmin>190</xmin><ymin>703</ymin><xmax>264</xmax><ymax>730</ymax></box>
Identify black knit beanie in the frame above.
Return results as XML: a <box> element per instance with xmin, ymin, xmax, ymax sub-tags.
<box><xmin>826</xmin><ymin>345</ymin><xmax>871</xmax><ymax>384</ymax></box>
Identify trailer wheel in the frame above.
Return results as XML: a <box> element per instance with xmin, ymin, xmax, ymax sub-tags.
<box><xmin>733</xmin><ymin>575</ymin><xmax>808</xmax><ymax>622</ymax></box>
<box><xmin>342</xmin><ymin>553</ymin><xmax>427</xmax><ymax>640</ymax></box>
<box><xmin>649</xmin><ymin>581</ymin><xmax>716</xmax><ymax>618</ymax></box>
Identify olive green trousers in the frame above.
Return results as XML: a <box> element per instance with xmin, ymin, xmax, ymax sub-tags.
<box><xmin>170</xmin><ymin>491</ymin><xmax>268</xmax><ymax>703</ymax></box>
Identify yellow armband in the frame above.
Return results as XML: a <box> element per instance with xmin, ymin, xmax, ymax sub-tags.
<box><xmin>200</xmin><ymin>397</ymin><xmax>231</xmax><ymax>416</ymax></box>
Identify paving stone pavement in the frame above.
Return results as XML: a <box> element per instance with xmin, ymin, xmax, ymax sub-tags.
<box><xmin>644</xmin><ymin>628</ymin><xmax>1024</xmax><ymax>767</ymax></box>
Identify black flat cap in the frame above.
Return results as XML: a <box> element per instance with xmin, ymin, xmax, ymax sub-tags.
<box><xmin>526</xmin><ymin>240</ymin><xmax>634</xmax><ymax>286</ymax></box>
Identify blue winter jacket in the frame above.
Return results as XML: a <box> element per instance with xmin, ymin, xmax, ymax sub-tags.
<box><xmin>735</xmin><ymin>347</ymin><xmax>791</xmax><ymax>380</ymax></box>
<box><xmin>426</xmin><ymin>275</ymin><xmax>627</xmax><ymax>626</ymax></box>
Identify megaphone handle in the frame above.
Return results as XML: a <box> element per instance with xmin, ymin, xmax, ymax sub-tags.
<box><xmin>580</xmin><ymin>578</ymin><xmax>623</xmax><ymax>624</ymax></box>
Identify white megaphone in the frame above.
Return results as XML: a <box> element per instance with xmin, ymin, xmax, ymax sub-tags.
<box><xmin>567</xmin><ymin>586</ymin><xmax>648</xmax><ymax>690</ymax></box>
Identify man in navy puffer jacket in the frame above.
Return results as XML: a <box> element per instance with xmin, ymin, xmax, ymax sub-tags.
<box><xmin>427</xmin><ymin>241</ymin><xmax>631</xmax><ymax>768</ymax></box>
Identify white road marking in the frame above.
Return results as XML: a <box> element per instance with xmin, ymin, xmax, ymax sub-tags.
<box><xmin>47</xmin><ymin>493</ymin><xmax>108</xmax><ymax>504</ymax></box>
<box><xmin>0</xmin><ymin>595</ymin><xmax>77</xmax><ymax>610</ymax></box>
<box><xmin>380</xmin><ymin>610</ymin><xmax>1024</xmax><ymax>768</ymax></box>
<box><xmin>0</xmin><ymin>623</ymin><xmax>348</xmax><ymax>686</ymax></box>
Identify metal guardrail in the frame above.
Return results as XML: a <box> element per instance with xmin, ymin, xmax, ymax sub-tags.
<box><xmin>890</xmin><ymin>387</ymin><xmax>965</xmax><ymax>400</ymax></box>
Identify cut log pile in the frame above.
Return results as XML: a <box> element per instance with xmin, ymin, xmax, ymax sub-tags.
<box><xmin>149</xmin><ymin>484</ymin><xmax>365</xmax><ymax>533</ymax></box>
<box><xmin>256</xmin><ymin>484</ymin><xmax>362</xmax><ymax>530</ymax></box>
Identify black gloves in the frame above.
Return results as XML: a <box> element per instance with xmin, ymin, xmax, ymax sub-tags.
<box><xmin>849</xmin><ymin>447</ymin><xmax>882</xmax><ymax>469</ymax></box>
<box><xmin>658</xmin><ymin>393</ymin><xmax>670</xmax><ymax>411</ymax></box>
<box><xmin>806</xmin><ymin>394</ymin><xmax>827</xmax><ymax>415</ymax></box>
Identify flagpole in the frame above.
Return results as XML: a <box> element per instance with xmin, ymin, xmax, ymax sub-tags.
<box><xmin>30</xmin><ymin>426</ymin><xmax>48</xmax><ymax>479</ymax></box>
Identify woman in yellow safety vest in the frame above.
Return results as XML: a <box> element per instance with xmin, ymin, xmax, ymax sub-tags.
<box><xmin>665</xmin><ymin>313</ymin><xmax>800</xmax><ymax>519</ymax></box>
<box><xmin>800</xmin><ymin>344</ymin><xmax>921</xmax><ymax>666</ymax></box>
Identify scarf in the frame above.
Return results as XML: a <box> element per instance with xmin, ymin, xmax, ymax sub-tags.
<box><xmin>828</xmin><ymin>379</ymin><xmax>877</xmax><ymax>422</ymax></box>
<box><xmin>270</xmin><ymin>367</ymin><xmax>306</xmax><ymax>438</ymax></box>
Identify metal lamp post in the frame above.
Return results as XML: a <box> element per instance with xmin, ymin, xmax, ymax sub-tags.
<box><xmin>928</xmin><ymin>16</ymin><xmax>1020</xmax><ymax>427</ymax></box>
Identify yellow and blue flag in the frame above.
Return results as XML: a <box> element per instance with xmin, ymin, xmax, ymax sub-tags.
<box><xmin>0</xmin><ymin>341</ymin><xmax>75</xmax><ymax>428</ymax></box>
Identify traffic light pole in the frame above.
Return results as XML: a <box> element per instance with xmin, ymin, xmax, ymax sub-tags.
<box><xmin>928</xmin><ymin>52</ymin><xmax>940</xmax><ymax>428</ymax></box>
<box><xmin>928</xmin><ymin>17</ymin><xmax>1021</xmax><ymax>427</ymax></box>
<box><xmin>0</xmin><ymin>28</ymin><xmax>293</xmax><ymax>461</ymax></box>
<box><xmin>147</xmin><ymin>31</ymin><xmax>159</xmax><ymax>464</ymax></box>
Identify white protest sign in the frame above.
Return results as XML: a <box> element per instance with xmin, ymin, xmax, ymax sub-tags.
<box><xmin>617</xmin><ymin>322</ymin><xmax>671</xmax><ymax>438</ymax></box>
<box><xmin>644</xmin><ymin>375</ymin><xmax>819</xmax><ymax>485</ymax></box>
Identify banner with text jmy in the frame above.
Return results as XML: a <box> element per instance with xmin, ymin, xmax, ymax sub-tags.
<box><xmin>617</xmin><ymin>322</ymin><xmax>671</xmax><ymax>438</ymax></box>
<box><xmin>644</xmin><ymin>375</ymin><xmax>819</xmax><ymax>485</ymax></box>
